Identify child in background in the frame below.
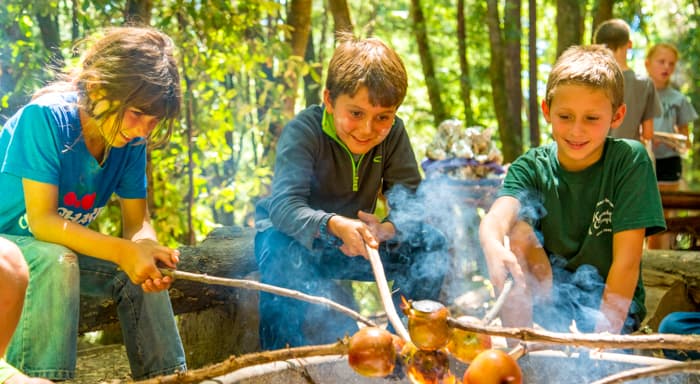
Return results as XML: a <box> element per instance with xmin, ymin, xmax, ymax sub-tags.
<box><xmin>479</xmin><ymin>45</ymin><xmax>665</xmax><ymax>337</ymax></box>
<box><xmin>645</xmin><ymin>43</ymin><xmax>698</xmax><ymax>185</ymax></box>
<box><xmin>0</xmin><ymin>27</ymin><xmax>186</xmax><ymax>381</ymax></box>
<box><xmin>645</xmin><ymin>42</ymin><xmax>698</xmax><ymax>249</ymax></box>
<box><xmin>0</xmin><ymin>239</ymin><xmax>53</xmax><ymax>384</ymax></box>
<box><xmin>594</xmin><ymin>18</ymin><xmax>662</xmax><ymax>144</ymax></box>
<box><xmin>254</xmin><ymin>33</ymin><xmax>448</xmax><ymax>350</ymax></box>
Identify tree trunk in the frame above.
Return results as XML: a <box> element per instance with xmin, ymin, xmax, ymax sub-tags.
<box><xmin>590</xmin><ymin>0</ymin><xmax>615</xmax><ymax>43</ymax></box>
<box><xmin>528</xmin><ymin>0</ymin><xmax>540</xmax><ymax>147</ymax></box>
<box><xmin>282</xmin><ymin>0</ymin><xmax>312</xmax><ymax>119</ymax></box>
<box><xmin>457</xmin><ymin>0</ymin><xmax>474</xmax><ymax>126</ymax></box>
<box><xmin>504</xmin><ymin>0</ymin><xmax>523</xmax><ymax>158</ymax></box>
<box><xmin>556</xmin><ymin>0</ymin><xmax>584</xmax><ymax>57</ymax></box>
<box><xmin>327</xmin><ymin>0</ymin><xmax>353</xmax><ymax>33</ymax></box>
<box><xmin>303</xmin><ymin>30</ymin><xmax>323</xmax><ymax>107</ymax></box>
<box><xmin>124</xmin><ymin>0</ymin><xmax>153</xmax><ymax>25</ymax></box>
<box><xmin>410</xmin><ymin>0</ymin><xmax>448</xmax><ymax>126</ymax></box>
<box><xmin>71</xmin><ymin>0</ymin><xmax>80</xmax><ymax>43</ymax></box>
<box><xmin>35</xmin><ymin>9</ymin><xmax>64</xmax><ymax>70</ymax></box>
<box><xmin>486</xmin><ymin>0</ymin><xmax>512</xmax><ymax>162</ymax></box>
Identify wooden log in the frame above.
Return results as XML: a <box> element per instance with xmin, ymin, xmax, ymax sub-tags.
<box><xmin>78</xmin><ymin>226</ymin><xmax>256</xmax><ymax>333</ymax></box>
<box><xmin>78</xmin><ymin>226</ymin><xmax>700</xmax><ymax>337</ymax></box>
<box><xmin>641</xmin><ymin>249</ymin><xmax>700</xmax><ymax>332</ymax></box>
<box><xmin>643</xmin><ymin>249</ymin><xmax>700</xmax><ymax>304</ymax></box>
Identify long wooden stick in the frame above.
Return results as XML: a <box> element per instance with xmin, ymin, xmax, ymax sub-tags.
<box><xmin>446</xmin><ymin>318</ymin><xmax>700</xmax><ymax>351</ymax></box>
<box><xmin>365</xmin><ymin>244</ymin><xmax>410</xmax><ymax>341</ymax></box>
<box><xmin>590</xmin><ymin>360</ymin><xmax>700</xmax><ymax>384</ymax></box>
<box><xmin>482</xmin><ymin>276</ymin><xmax>513</xmax><ymax>325</ymax></box>
<box><xmin>134</xmin><ymin>340</ymin><xmax>349</xmax><ymax>384</ymax></box>
<box><xmin>160</xmin><ymin>269</ymin><xmax>376</xmax><ymax>327</ymax></box>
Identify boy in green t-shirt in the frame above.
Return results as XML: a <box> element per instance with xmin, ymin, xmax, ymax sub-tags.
<box><xmin>479</xmin><ymin>45</ymin><xmax>665</xmax><ymax>336</ymax></box>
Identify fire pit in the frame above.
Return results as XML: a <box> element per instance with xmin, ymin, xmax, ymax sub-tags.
<box><xmin>211</xmin><ymin>350</ymin><xmax>699</xmax><ymax>383</ymax></box>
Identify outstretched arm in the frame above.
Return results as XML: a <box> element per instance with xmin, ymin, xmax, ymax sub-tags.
<box><xmin>479</xmin><ymin>196</ymin><xmax>526</xmax><ymax>292</ymax></box>
<box><xmin>596</xmin><ymin>228</ymin><xmax>645</xmax><ymax>333</ymax></box>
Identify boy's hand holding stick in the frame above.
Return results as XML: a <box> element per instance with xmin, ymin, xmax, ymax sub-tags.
<box><xmin>365</xmin><ymin>243</ymin><xmax>411</xmax><ymax>341</ymax></box>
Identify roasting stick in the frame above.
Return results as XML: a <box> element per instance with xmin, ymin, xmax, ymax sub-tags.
<box><xmin>590</xmin><ymin>360</ymin><xmax>700</xmax><ymax>384</ymax></box>
<box><xmin>365</xmin><ymin>243</ymin><xmax>411</xmax><ymax>341</ymax></box>
<box><xmin>482</xmin><ymin>276</ymin><xmax>514</xmax><ymax>325</ymax></box>
<box><xmin>159</xmin><ymin>268</ymin><xmax>376</xmax><ymax>327</ymax></box>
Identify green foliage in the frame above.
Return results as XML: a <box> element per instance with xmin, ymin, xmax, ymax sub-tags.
<box><xmin>2</xmin><ymin>0</ymin><xmax>700</xmax><ymax>247</ymax></box>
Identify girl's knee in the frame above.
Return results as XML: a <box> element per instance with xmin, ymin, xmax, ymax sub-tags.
<box><xmin>24</xmin><ymin>241</ymin><xmax>79</xmax><ymax>283</ymax></box>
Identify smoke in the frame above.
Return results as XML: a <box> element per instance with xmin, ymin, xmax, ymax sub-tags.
<box><xmin>385</xmin><ymin>175</ymin><xmax>496</xmax><ymax>304</ymax></box>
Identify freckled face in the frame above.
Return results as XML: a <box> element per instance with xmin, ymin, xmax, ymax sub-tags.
<box><xmin>542</xmin><ymin>84</ymin><xmax>626</xmax><ymax>172</ymax></box>
<box><xmin>324</xmin><ymin>86</ymin><xmax>397</xmax><ymax>155</ymax></box>
<box><xmin>645</xmin><ymin>47</ymin><xmax>677</xmax><ymax>88</ymax></box>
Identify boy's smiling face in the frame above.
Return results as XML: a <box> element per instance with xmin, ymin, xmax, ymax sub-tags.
<box><xmin>542</xmin><ymin>83</ymin><xmax>626</xmax><ymax>172</ymax></box>
<box><xmin>324</xmin><ymin>86</ymin><xmax>397</xmax><ymax>155</ymax></box>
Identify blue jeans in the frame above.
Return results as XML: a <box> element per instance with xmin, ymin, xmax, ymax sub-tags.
<box><xmin>2</xmin><ymin>235</ymin><xmax>186</xmax><ymax>380</ymax></box>
<box><xmin>658</xmin><ymin>312</ymin><xmax>700</xmax><ymax>360</ymax></box>
<box><xmin>255</xmin><ymin>224</ymin><xmax>449</xmax><ymax>350</ymax></box>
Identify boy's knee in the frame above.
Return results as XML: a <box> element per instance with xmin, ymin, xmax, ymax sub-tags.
<box><xmin>659</xmin><ymin>312</ymin><xmax>699</xmax><ymax>335</ymax></box>
<box><xmin>507</xmin><ymin>221</ymin><xmax>540</xmax><ymax>254</ymax></box>
<box><xmin>508</xmin><ymin>221</ymin><xmax>539</xmax><ymax>249</ymax></box>
<box><xmin>0</xmin><ymin>240</ymin><xmax>28</xmax><ymax>288</ymax></box>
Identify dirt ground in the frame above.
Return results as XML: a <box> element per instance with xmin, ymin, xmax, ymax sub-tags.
<box><xmin>67</xmin><ymin>344</ymin><xmax>131</xmax><ymax>384</ymax></box>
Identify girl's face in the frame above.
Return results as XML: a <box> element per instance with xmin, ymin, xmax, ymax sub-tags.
<box><xmin>542</xmin><ymin>84</ymin><xmax>625</xmax><ymax>172</ymax></box>
<box><xmin>645</xmin><ymin>47</ymin><xmax>677</xmax><ymax>89</ymax></box>
<box><xmin>104</xmin><ymin>108</ymin><xmax>160</xmax><ymax>147</ymax></box>
<box><xmin>323</xmin><ymin>86</ymin><xmax>397</xmax><ymax>155</ymax></box>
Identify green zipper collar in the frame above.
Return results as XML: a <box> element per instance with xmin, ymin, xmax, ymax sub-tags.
<box><xmin>322</xmin><ymin>108</ymin><xmax>364</xmax><ymax>192</ymax></box>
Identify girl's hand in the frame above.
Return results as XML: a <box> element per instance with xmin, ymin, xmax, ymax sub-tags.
<box><xmin>122</xmin><ymin>240</ymin><xmax>180</xmax><ymax>292</ymax></box>
<box><xmin>327</xmin><ymin>215</ymin><xmax>377</xmax><ymax>259</ymax></box>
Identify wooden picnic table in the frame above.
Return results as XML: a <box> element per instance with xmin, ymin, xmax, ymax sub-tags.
<box><xmin>660</xmin><ymin>189</ymin><xmax>700</xmax><ymax>210</ymax></box>
<box><xmin>659</xmin><ymin>188</ymin><xmax>700</xmax><ymax>240</ymax></box>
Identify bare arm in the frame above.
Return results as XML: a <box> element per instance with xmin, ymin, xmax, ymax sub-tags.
<box><xmin>641</xmin><ymin>119</ymin><xmax>654</xmax><ymax>142</ymax></box>
<box><xmin>23</xmin><ymin>179</ymin><xmax>176</xmax><ymax>291</ymax></box>
<box><xmin>677</xmin><ymin>123</ymin><xmax>691</xmax><ymax>149</ymax></box>
<box><xmin>120</xmin><ymin>198</ymin><xmax>180</xmax><ymax>291</ymax></box>
<box><xmin>478</xmin><ymin>196</ymin><xmax>526</xmax><ymax>292</ymax></box>
<box><xmin>595</xmin><ymin>228</ymin><xmax>645</xmax><ymax>333</ymax></box>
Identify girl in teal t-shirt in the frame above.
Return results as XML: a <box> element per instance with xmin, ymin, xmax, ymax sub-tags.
<box><xmin>0</xmin><ymin>27</ymin><xmax>186</xmax><ymax>382</ymax></box>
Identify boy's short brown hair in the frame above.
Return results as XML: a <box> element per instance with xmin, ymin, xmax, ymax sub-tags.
<box><xmin>325</xmin><ymin>33</ymin><xmax>407</xmax><ymax>108</ymax></box>
<box><xmin>545</xmin><ymin>45</ymin><xmax>624</xmax><ymax>111</ymax></box>
<box><xmin>593</xmin><ymin>19</ymin><xmax>631</xmax><ymax>51</ymax></box>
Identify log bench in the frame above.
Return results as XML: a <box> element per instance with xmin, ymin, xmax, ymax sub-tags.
<box><xmin>78</xmin><ymin>226</ymin><xmax>700</xmax><ymax>367</ymax></box>
<box><xmin>79</xmin><ymin>226</ymin><xmax>257</xmax><ymax>333</ymax></box>
<box><xmin>79</xmin><ymin>226</ymin><xmax>259</xmax><ymax>367</ymax></box>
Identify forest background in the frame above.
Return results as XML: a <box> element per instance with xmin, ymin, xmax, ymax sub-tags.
<box><xmin>1</xmin><ymin>0</ymin><xmax>699</xmax><ymax>248</ymax></box>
